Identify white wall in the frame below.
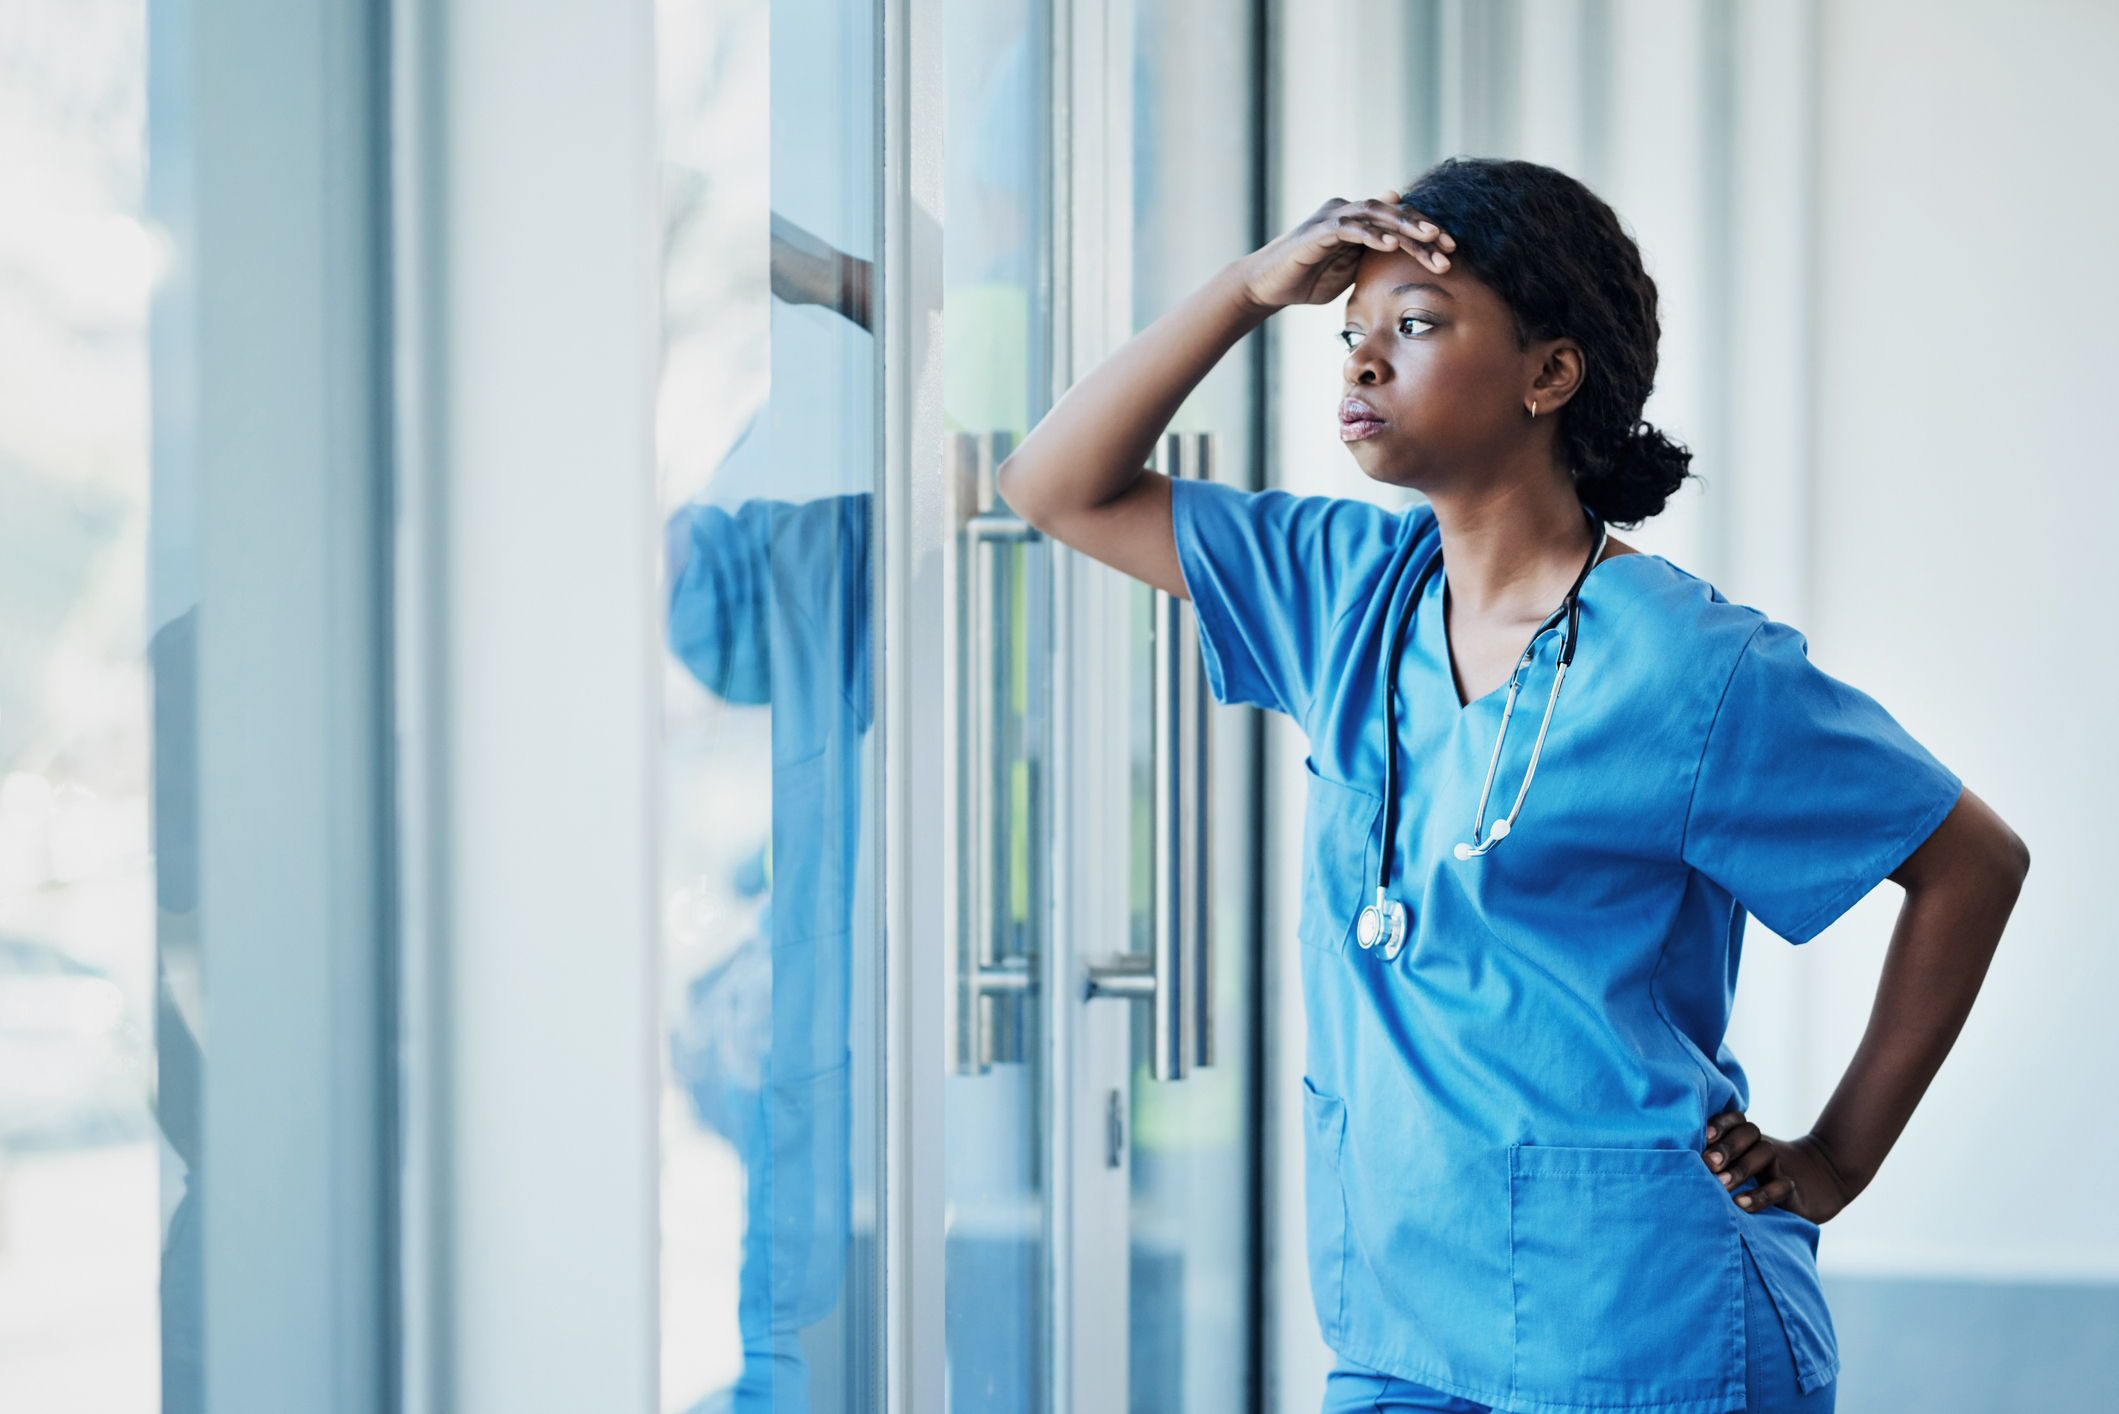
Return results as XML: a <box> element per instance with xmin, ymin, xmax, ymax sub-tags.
<box><xmin>1264</xmin><ymin>2</ymin><xmax>2119</xmax><ymax>1403</ymax></box>
<box><xmin>1748</xmin><ymin>0</ymin><xmax>2119</xmax><ymax>1282</ymax></box>
<box><xmin>393</xmin><ymin>0</ymin><xmax>663</xmax><ymax>1408</ymax></box>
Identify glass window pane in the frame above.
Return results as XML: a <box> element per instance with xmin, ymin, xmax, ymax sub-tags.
<box><xmin>655</xmin><ymin>1</ymin><xmax>882</xmax><ymax>1410</ymax></box>
<box><xmin>0</xmin><ymin>1</ymin><xmax>167</xmax><ymax>1408</ymax></box>
<box><xmin>942</xmin><ymin>1</ymin><xmax>1053</xmax><ymax>1410</ymax></box>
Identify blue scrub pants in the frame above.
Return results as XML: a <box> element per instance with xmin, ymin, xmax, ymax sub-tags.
<box><xmin>1322</xmin><ymin>1248</ymin><xmax>1835</xmax><ymax>1414</ymax></box>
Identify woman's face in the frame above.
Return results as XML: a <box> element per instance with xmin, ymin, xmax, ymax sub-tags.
<box><xmin>1336</xmin><ymin>242</ymin><xmax>1561</xmax><ymax>493</ymax></box>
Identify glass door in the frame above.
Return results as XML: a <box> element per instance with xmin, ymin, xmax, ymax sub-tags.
<box><xmin>943</xmin><ymin>1</ymin><xmax>1266</xmax><ymax>1411</ymax></box>
<box><xmin>656</xmin><ymin>0</ymin><xmax>884</xmax><ymax>1410</ymax></box>
<box><xmin>940</xmin><ymin>0</ymin><xmax>1054</xmax><ymax>1409</ymax></box>
<box><xmin>654</xmin><ymin>2</ymin><xmax>1266</xmax><ymax>1410</ymax></box>
<box><xmin>1119</xmin><ymin>6</ymin><xmax>1264</xmax><ymax>1412</ymax></box>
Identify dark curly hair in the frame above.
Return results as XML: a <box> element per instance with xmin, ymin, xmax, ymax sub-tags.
<box><xmin>1400</xmin><ymin>158</ymin><xmax>1692</xmax><ymax>526</ymax></box>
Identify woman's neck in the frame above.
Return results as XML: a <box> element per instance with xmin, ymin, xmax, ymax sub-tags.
<box><xmin>1427</xmin><ymin>471</ymin><xmax>1597</xmax><ymax>622</ymax></box>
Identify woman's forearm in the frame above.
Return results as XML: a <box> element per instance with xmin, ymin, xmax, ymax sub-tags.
<box><xmin>992</xmin><ymin>198</ymin><xmax>1434</xmax><ymax>591</ymax></box>
<box><xmin>770</xmin><ymin>217</ymin><xmax>872</xmax><ymax>332</ymax></box>
<box><xmin>998</xmin><ymin>261</ymin><xmax>1267</xmax><ymax>528</ymax></box>
<box><xmin>1806</xmin><ymin>789</ymin><xmax>2027</xmax><ymax>1198</ymax></box>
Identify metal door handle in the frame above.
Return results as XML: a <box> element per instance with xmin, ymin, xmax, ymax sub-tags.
<box><xmin>952</xmin><ymin>431</ymin><xmax>1041</xmax><ymax>1073</ymax></box>
<box><xmin>1086</xmin><ymin>432</ymin><xmax>1213</xmax><ymax>1080</ymax></box>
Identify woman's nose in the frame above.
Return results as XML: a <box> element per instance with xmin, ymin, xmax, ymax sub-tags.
<box><xmin>1344</xmin><ymin>339</ymin><xmax>1387</xmax><ymax>385</ymax></box>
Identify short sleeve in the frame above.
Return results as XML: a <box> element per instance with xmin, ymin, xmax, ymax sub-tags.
<box><xmin>1170</xmin><ymin>479</ymin><xmax>1403</xmax><ymax>721</ymax></box>
<box><xmin>665</xmin><ymin>494</ymin><xmax>873</xmax><ymax>731</ymax></box>
<box><xmin>668</xmin><ymin>501</ymin><xmax>774</xmax><ymax>705</ymax></box>
<box><xmin>1681</xmin><ymin>620</ymin><xmax>1961</xmax><ymax>943</ymax></box>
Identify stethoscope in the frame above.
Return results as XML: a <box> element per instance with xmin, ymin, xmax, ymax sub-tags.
<box><xmin>1355</xmin><ymin>511</ymin><xmax>1608</xmax><ymax>960</ymax></box>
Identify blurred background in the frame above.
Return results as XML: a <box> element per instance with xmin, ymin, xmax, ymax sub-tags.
<box><xmin>0</xmin><ymin>1</ymin><xmax>2110</xmax><ymax>1411</ymax></box>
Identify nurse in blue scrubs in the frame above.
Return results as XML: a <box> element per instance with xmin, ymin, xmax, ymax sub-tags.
<box><xmin>998</xmin><ymin>158</ymin><xmax>2028</xmax><ymax>1413</ymax></box>
<box><xmin>666</xmin><ymin>217</ymin><xmax>873</xmax><ymax>1414</ymax></box>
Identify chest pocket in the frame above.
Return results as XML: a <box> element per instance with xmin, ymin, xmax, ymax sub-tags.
<box><xmin>1299</xmin><ymin>761</ymin><xmax>1381</xmax><ymax>955</ymax></box>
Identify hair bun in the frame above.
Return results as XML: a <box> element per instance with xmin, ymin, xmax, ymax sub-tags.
<box><xmin>1575</xmin><ymin>421</ymin><xmax>1691</xmax><ymax>527</ymax></box>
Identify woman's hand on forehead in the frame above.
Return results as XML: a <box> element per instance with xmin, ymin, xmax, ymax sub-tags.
<box><xmin>1378</xmin><ymin>190</ymin><xmax>1455</xmax><ymax>269</ymax></box>
<box><xmin>1238</xmin><ymin>191</ymin><xmax>1457</xmax><ymax>312</ymax></box>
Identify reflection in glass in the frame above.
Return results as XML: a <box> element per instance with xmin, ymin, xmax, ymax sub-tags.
<box><xmin>656</xmin><ymin>2</ymin><xmax>880</xmax><ymax>1411</ymax></box>
<box><xmin>0</xmin><ymin>1</ymin><xmax>169</xmax><ymax>1407</ymax></box>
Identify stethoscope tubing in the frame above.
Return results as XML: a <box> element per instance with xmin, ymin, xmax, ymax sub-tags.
<box><xmin>1364</xmin><ymin>510</ymin><xmax>1593</xmax><ymax>928</ymax></box>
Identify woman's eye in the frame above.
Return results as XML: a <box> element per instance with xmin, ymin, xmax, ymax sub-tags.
<box><xmin>1399</xmin><ymin>317</ymin><xmax>1434</xmax><ymax>338</ymax></box>
<box><xmin>1338</xmin><ymin>329</ymin><xmax>1360</xmax><ymax>351</ymax></box>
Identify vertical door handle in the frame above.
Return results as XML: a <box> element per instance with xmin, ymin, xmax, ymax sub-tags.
<box><xmin>1085</xmin><ymin>432</ymin><xmax>1213</xmax><ymax>1080</ymax></box>
<box><xmin>952</xmin><ymin>431</ymin><xmax>1040</xmax><ymax>1074</ymax></box>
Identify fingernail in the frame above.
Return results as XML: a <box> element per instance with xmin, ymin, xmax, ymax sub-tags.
<box><xmin>1707</xmin><ymin>1152</ymin><xmax>1720</xmax><ymax>1168</ymax></box>
<box><xmin>1737</xmin><ymin>1196</ymin><xmax>1752</xmax><ymax>1208</ymax></box>
<box><xmin>1721</xmin><ymin>1173</ymin><xmax>1734</xmax><ymax>1188</ymax></box>
<box><xmin>1433</xmin><ymin>255</ymin><xmax>1449</xmax><ymax>269</ymax></box>
<box><xmin>1704</xmin><ymin>1126</ymin><xmax>1718</xmax><ymax>1140</ymax></box>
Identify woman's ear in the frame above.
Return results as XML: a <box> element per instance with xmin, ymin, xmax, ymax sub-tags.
<box><xmin>1528</xmin><ymin>339</ymin><xmax>1586</xmax><ymax>413</ymax></box>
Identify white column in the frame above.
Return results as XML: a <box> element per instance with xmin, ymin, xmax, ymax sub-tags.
<box><xmin>393</xmin><ymin>0</ymin><xmax>662</xmax><ymax>1409</ymax></box>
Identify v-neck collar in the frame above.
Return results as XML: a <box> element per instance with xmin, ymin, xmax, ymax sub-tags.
<box><xmin>1407</xmin><ymin>543</ymin><xmax>1647</xmax><ymax>713</ymax></box>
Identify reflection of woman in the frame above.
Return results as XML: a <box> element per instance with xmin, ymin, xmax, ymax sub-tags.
<box><xmin>1001</xmin><ymin>160</ymin><xmax>2027</xmax><ymax>1414</ymax></box>
<box><xmin>666</xmin><ymin>217</ymin><xmax>872</xmax><ymax>1414</ymax></box>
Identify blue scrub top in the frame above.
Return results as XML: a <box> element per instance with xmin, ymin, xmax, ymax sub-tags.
<box><xmin>668</xmin><ymin>492</ymin><xmax>872</xmax><ymax>1412</ymax></box>
<box><xmin>1173</xmin><ymin>481</ymin><xmax>1960</xmax><ymax>1414</ymax></box>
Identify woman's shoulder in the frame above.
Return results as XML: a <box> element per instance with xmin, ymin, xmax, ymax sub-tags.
<box><xmin>1175</xmin><ymin>479</ymin><xmax>1429</xmax><ymax>566</ymax></box>
<box><xmin>1182</xmin><ymin>478</ymin><xmax>1425</xmax><ymax>526</ymax></box>
<box><xmin>1588</xmin><ymin>551</ymin><xmax>1780</xmax><ymax>680</ymax></box>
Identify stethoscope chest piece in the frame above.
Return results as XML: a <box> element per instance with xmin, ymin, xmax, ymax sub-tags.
<box><xmin>1356</xmin><ymin>886</ymin><xmax>1409</xmax><ymax>960</ymax></box>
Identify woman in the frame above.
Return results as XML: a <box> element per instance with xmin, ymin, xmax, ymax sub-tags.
<box><xmin>998</xmin><ymin>159</ymin><xmax>2027</xmax><ymax>1414</ymax></box>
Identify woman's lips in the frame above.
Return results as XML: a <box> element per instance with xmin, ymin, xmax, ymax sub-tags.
<box><xmin>1339</xmin><ymin>400</ymin><xmax>1386</xmax><ymax>442</ymax></box>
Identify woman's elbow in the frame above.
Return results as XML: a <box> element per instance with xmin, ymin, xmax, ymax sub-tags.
<box><xmin>1966</xmin><ymin>803</ymin><xmax>2030</xmax><ymax>919</ymax></box>
<box><xmin>995</xmin><ymin>453</ymin><xmax>1053</xmax><ymax>531</ymax></box>
<box><xmin>1998</xmin><ymin>820</ymin><xmax>2031</xmax><ymax>891</ymax></box>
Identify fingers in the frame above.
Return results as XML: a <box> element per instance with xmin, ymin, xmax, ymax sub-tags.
<box><xmin>1324</xmin><ymin>217</ymin><xmax>1451</xmax><ymax>273</ymax></box>
<box><xmin>1701</xmin><ymin>1116</ymin><xmax>1763</xmax><ymax>1182</ymax></box>
<box><xmin>1716</xmin><ymin>1129</ymin><xmax>1777</xmax><ymax>1192</ymax></box>
<box><xmin>1398</xmin><ymin>210</ymin><xmax>1456</xmax><ymax>254</ymax></box>
<box><xmin>1309</xmin><ymin>196</ymin><xmax>1456</xmax><ymax>249</ymax></box>
<box><xmin>1312</xmin><ymin>199</ymin><xmax>1454</xmax><ymax>272</ymax></box>
<box><xmin>1737</xmin><ymin>1175</ymin><xmax>1795</xmax><ymax>1214</ymax></box>
<box><xmin>1372</xmin><ymin>198</ymin><xmax>1456</xmax><ymax>253</ymax></box>
<box><xmin>1703</xmin><ymin>1108</ymin><xmax>1744</xmax><ymax>1144</ymax></box>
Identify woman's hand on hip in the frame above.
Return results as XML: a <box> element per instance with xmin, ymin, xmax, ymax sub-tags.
<box><xmin>1237</xmin><ymin>194</ymin><xmax>1456</xmax><ymax>310</ymax></box>
<box><xmin>1701</xmin><ymin>1108</ymin><xmax>1857</xmax><ymax>1225</ymax></box>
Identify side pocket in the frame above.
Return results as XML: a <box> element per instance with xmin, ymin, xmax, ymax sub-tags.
<box><xmin>1299</xmin><ymin>760</ymin><xmax>1381</xmax><ymax>955</ymax></box>
<box><xmin>1508</xmin><ymin>1145</ymin><xmax>1742</xmax><ymax>1410</ymax></box>
<box><xmin>1301</xmin><ymin>1078</ymin><xmax>1350</xmax><ymax>1345</ymax></box>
